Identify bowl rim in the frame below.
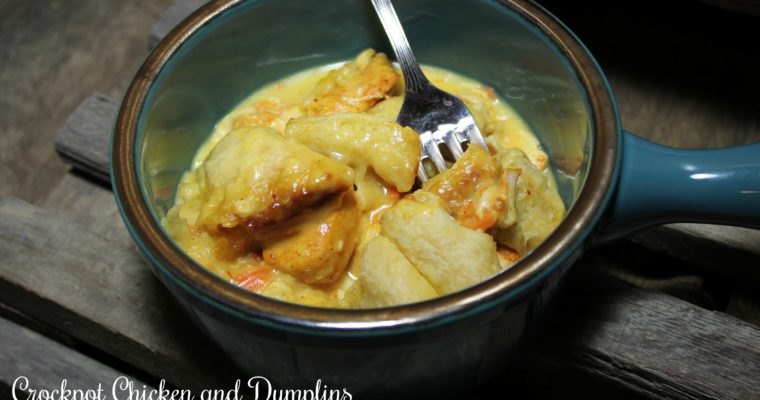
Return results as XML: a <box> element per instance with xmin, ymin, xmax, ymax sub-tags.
<box><xmin>111</xmin><ymin>0</ymin><xmax>620</xmax><ymax>336</ymax></box>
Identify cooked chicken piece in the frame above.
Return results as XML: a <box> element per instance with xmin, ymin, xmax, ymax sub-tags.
<box><xmin>195</xmin><ymin>127</ymin><xmax>354</xmax><ymax>233</ymax></box>
<box><xmin>284</xmin><ymin>112</ymin><xmax>420</xmax><ymax>192</ymax></box>
<box><xmin>380</xmin><ymin>191</ymin><xmax>500</xmax><ymax>294</ymax></box>
<box><xmin>493</xmin><ymin>147</ymin><xmax>565</xmax><ymax>254</ymax></box>
<box><xmin>262</xmin><ymin>193</ymin><xmax>360</xmax><ymax>285</ymax></box>
<box><xmin>423</xmin><ymin>146</ymin><xmax>516</xmax><ymax>231</ymax></box>
<box><xmin>360</xmin><ymin>235</ymin><xmax>438</xmax><ymax>307</ymax></box>
<box><xmin>303</xmin><ymin>49</ymin><xmax>398</xmax><ymax>116</ymax></box>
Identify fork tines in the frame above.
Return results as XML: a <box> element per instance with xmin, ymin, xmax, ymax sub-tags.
<box><xmin>417</xmin><ymin>116</ymin><xmax>488</xmax><ymax>181</ymax></box>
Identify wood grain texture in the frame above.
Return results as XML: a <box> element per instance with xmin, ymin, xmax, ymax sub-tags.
<box><xmin>0</xmin><ymin>316</ymin><xmax>150</xmax><ymax>395</ymax></box>
<box><xmin>727</xmin><ymin>290</ymin><xmax>760</xmax><ymax>329</ymax></box>
<box><xmin>53</xmin><ymin>95</ymin><xmax>117</xmax><ymax>180</ymax></box>
<box><xmin>1</xmin><ymin>196</ymin><xmax>759</xmax><ymax>399</ymax></box>
<box><xmin>0</xmin><ymin>0</ymin><xmax>172</xmax><ymax>205</ymax></box>
<box><xmin>0</xmin><ymin>197</ymin><xmax>236</xmax><ymax>392</ymax></box>
<box><xmin>54</xmin><ymin>94</ymin><xmax>117</xmax><ymax>183</ymax></box>
<box><xmin>629</xmin><ymin>224</ymin><xmax>760</xmax><ymax>287</ymax></box>
<box><xmin>521</xmin><ymin>257</ymin><xmax>760</xmax><ymax>400</ymax></box>
<box><xmin>41</xmin><ymin>173</ymin><xmax>130</xmax><ymax>244</ymax></box>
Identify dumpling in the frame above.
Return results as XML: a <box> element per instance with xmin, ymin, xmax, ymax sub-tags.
<box><xmin>380</xmin><ymin>191</ymin><xmax>500</xmax><ymax>294</ymax></box>
<box><xmin>367</xmin><ymin>96</ymin><xmax>403</xmax><ymax>120</ymax></box>
<box><xmin>360</xmin><ymin>235</ymin><xmax>438</xmax><ymax>307</ymax></box>
<box><xmin>284</xmin><ymin>112</ymin><xmax>420</xmax><ymax>192</ymax></box>
<box><xmin>493</xmin><ymin>147</ymin><xmax>565</xmax><ymax>253</ymax></box>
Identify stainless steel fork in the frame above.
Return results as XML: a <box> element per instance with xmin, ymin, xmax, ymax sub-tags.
<box><xmin>370</xmin><ymin>0</ymin><xmax>489</xmax><ymax>181</ymax></box>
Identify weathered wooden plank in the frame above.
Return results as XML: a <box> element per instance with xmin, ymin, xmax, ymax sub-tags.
<box><xmin>41</xmin><ymin>172</ymin><xmax>131</xmax><ymax>244</ymax></box>
<box><xmin>0</xmin><ymin>0</ymin><xmax>171</xmax><ymax>205</ymax></box>
<box><xmin>0</xmin><ymin>197</ymin><xmax>236</xmax><ymax>392</ymax></box>
<box><xmin>519</xmin><ymin>256</ymin><xmax>760</xmax><ymax>400</ymax></box>
<box><xmin>2</xmin><ymin>196</ymin><xmax>759</xmax><ymax>399</ymax></box>
<box><xmin>727</xmin><ymin>290</ymin><xmax>760</xmax><ymax>329</ymax></box>
<box><xmin>0</xmin><ymin>302</ymin><xmax>77</xmax><ymax>351</ymax></box>
<box><xmin>0</xmin><ymin>316</ymin><xmax>151</xmax><ymax>396</ymax></box>
<box><xmin>629</xmin><ymin>224</ymin><xmax>760</xmax><ymax>286</ymax></box>
<box><xmin>53</xmin><ymin>93</ymin><xmax>116</xmax><ymax>183</ymax></box>
<box><xmin>148</xmin><ymin>0</ymin><xmax>207</xmax><ymax>48</ymax></box>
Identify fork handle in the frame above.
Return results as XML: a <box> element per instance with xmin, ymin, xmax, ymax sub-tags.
<box><xmin>370</xmin><ymin>0</ymin><xmax>430</xmax><ymax>94</ymax></box>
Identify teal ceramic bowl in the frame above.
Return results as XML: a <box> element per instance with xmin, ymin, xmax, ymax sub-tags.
<box><xmin>111</xmin><ymin>0</ymin><xmax>760</xmax><ymax>397</ymax></box>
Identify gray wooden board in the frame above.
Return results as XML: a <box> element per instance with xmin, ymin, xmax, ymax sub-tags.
<box><xmin>0</xmin><ymin>197</ymin><xmax>236</xmax><ymax>393</ymax></box>
<box><xmin>53</xmin><ymin>93</ymin><xmax>116</xmax><ymax>183</ymax></box>
<box><xmin>0</xmin><ymin>302</ymin><xmax>77</xmax><ymax>351</ymax></box>
<box><xmin>0</xmin><ymin>316</ymin><xmax>151</xmax><ymax>396</ymax></box>
<box><xmin>41</xmin><ymin>173</ymin><xmax>132</xmax><ymax>244</ymax></box>
<box><xmin>0</xmin><ymin>0</ymin><xmax>172</xmax><ymax>205</ymax></box>
<box><xmin>629</xmin><ymin>224</ymin><xmax>760</xmax><ymax>286</ymax></box>
<box><xmin>1</xmin><ymin>196</ymin><xmax>759</xmax><ymax>399</ymax></box>
<box><xmin>727</xmin><ymin>289</ymin><xmax>760</xmax><ymax>329</ymax></box>
<box><xmin>60</xmin><ymin>93</ymin><xmax>760</xmax><ymax>285</ymax></box>
<box><xmin>148</xmin><ymin>0</ymin><xmax>207</xmax><ymax>48</ymax></box>
<box><xmin>529</xmin><ymin>256</ymin><xmax>760</xmax><ymax>400</ymax></box>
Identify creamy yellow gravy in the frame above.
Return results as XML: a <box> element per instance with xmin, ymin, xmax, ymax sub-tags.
<box><xmin>195</xmin><ymin>65</ymin><xmax>548</xmax><ymax>172</ymax></box>
<box><xmin>162</xmin><ymin>51</ymin><xmax>563</xmax><ymax>308</ymax></box>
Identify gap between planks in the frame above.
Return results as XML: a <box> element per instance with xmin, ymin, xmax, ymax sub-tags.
<box><xmin>0</xmin><ymin>315</ymin><xmax>151</xmax><ymax>395</ymax></box>
<box><xmin>0</xmin><ymin>195</ymin><xmax>236</xmax><ymax>392</ymax></box>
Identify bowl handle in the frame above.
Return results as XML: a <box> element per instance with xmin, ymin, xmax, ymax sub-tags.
<box><xmin>595</xmin><ymin>131</ymin><xmax>760</xmax><ymax>243</ymax></box>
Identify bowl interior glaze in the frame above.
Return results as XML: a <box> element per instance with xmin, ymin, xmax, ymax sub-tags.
<box><xmin>137</xmin><ymin>0</ymin><xmax>592</xmax><ymax>222</ymax></box>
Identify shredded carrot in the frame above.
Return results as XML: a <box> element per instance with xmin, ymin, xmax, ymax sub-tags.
<box><xmin>230</xmin><ymin>267</ymin><xmax>272</xmax><ymax>292</ymax></box>
<box><xmin>460</xmin><ymin>211</ymin><xmax>497</xmax><ymax>231</ymax></box>
<box><xmin>474</xmin><ymin>211</ymin><xmax>498</xmax><ymax>231</ymax></box>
